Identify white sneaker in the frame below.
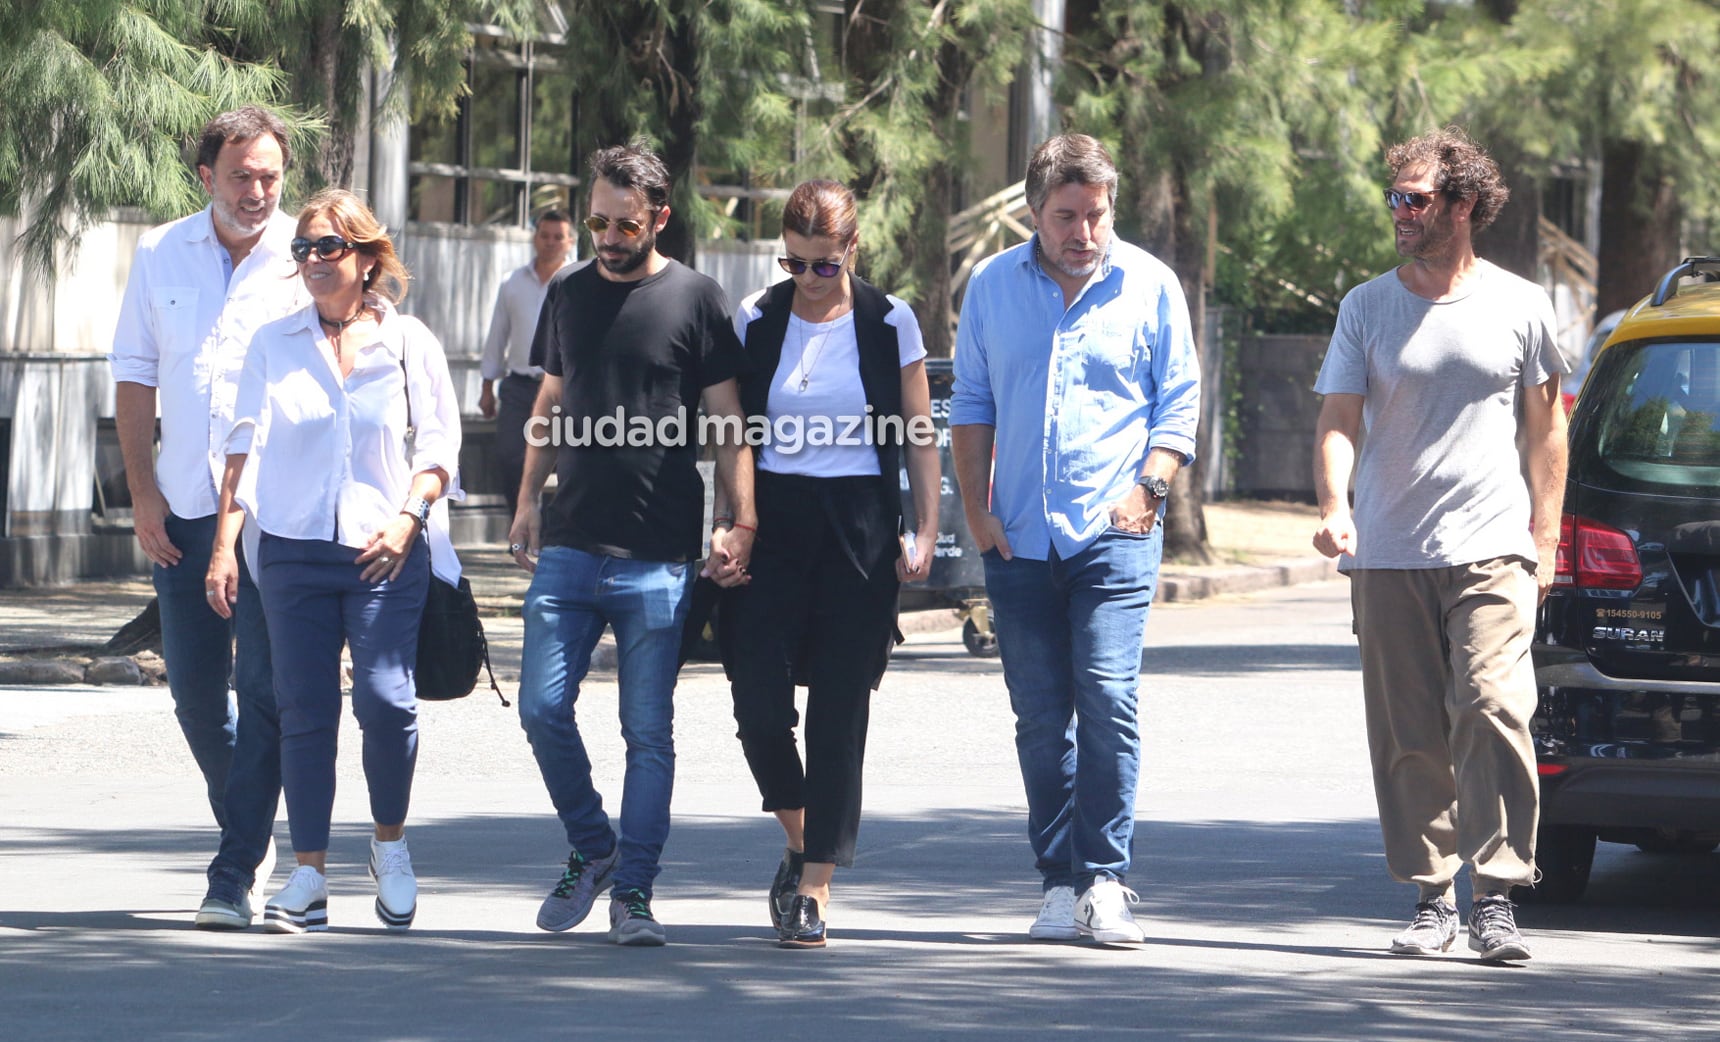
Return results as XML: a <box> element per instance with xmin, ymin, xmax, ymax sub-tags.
<box><xmin>250</xmin><ymin>835</ymin><xmax>277</xmax><ymax>900</ymax></box>
<box><xmin>1028</xmin><ymin>886</ymin><xmax>1079</xmax><ymax>941</ymax></box>
<box><xmin>264</xmin><ymin>865</ymin><xmax>329</xmax><ymax>934</ymax></box>
<box><xmin>1074</xmin><ymin>877</ymin><xmax>1145</xmax><ymax>944</ymax></box>
<box><xmin>370</xmin><ymin>836</ymin><xmax>418</xmax><ymax>930</ymax></box>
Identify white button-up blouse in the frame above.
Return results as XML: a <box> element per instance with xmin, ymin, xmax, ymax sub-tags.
<box><xmin>226</xmin><ymin>297</ymin><xmax>465</xmax><ymax>583</ymax></box>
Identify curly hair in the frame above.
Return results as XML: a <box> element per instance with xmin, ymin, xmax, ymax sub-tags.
<box><xmin>295</xmin><ymin>188</ymin><xmax>411</xmax><ymax>304</ymax></box>
<box><xmin>1385</xmin><ymin>126</ymin><xmax>1510</xmax><ymax>231</ymax></box>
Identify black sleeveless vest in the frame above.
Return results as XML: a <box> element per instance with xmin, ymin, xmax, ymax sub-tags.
<box><xmin>738</xmin><ymin>274</ymin><xmax>905</xmax><ymax>523</ymax></box>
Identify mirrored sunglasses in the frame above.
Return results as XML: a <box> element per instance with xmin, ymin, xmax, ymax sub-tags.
<box><xmin>584</xmin><ymin>214</ymin><xmax>650</xmax><ymax>238</ymax></box>
<box><xmin>1383</xmin><ymin>189</ymin><xmax>1439</xmax><ymax>213</ymax></box>
<box><xmin>777</xmin><ymin>244</ymin><xmax>853</xmax><ymax>279</ymax></box>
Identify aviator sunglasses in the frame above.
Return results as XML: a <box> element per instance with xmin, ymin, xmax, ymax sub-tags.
<box><xmin>1383</xmin><ymin>189</ymin><xmax>1442</xmax><ymax>213</ymax></box>
<box><xmin>290</xmin><ymin>235</ymin><xmax>359</xmax><ymax>263</ymax></box>
<box><xmin>778</xmin><ymin>243</ymin><xmax>854</xmax><ymax>279</ymax></box>
<box><xmin>583</xmin><ymin>214</ymin><xmax>654</xmax><ymax>239</ymax></box>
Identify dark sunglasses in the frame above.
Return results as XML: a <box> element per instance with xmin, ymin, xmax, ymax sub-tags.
<box><xmin>1383</xmin><ymin>189</ymin><xmax>1441</xmax><ymax>213</ymax></box>
<box><xmin>290</xmin><ymin>235</ymin><xmax>358</xmax><ymax>263</ymax></box>
<box><xmin>583</xmin><ymin>214</ymin><xmax>652</xmax><ymax>238</ymax></box>
<box><xmin>778</xmin><ymin>244</ymin><xmax>853</xmax><ymax>279</ymax></box>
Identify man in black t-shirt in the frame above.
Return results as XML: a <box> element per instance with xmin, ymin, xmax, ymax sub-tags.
<box><xmin>509</xmin><ymin>143</ymin><xmax>756</xmax><ymax>947</ymax></box>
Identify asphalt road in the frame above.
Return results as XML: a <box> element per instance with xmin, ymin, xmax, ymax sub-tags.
<box><xmin>2</xmin><ymin>580</ymin><xmax>1717</xmax><ymax>1041</ymax></box>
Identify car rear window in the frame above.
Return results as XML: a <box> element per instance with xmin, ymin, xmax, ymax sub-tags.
<box><xmin>1582</xmin><ymin>339</ymin><xmax>1720</xmax><ymax>491</ymax></box>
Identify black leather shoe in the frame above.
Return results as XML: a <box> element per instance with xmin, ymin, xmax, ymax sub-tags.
<box><xmin>778</xmin><ymin>894</ymin><xmax>827</xmax><ymax>949</ymax></box>
<box><xmin>768</xmin><ymin>848</ymin><xmax>804</xmax><ymax>932</ymax></box>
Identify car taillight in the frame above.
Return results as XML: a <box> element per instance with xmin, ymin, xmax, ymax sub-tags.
<box><xmin>1553</xmin><ymin>513</ymin><xmax>1642</xmax><ymax>590</ymax></box>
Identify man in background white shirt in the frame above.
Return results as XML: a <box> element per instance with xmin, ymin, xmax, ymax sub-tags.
<box><xmin>479</xmin><ymin>211</ymin><xmax>575</xmax><ymax>518</ymax></box>
<box><xmin>109</xmin><ymin>106</ymin><xmax>306</xmax><ymax>930</ymax></box>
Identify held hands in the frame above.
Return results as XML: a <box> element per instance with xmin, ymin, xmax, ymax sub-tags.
<box><xmin>1312</xmin><ymin>511</ymin><xmax>1357</xmax><ymax>559</ymax></box>
<box><xmin>204</xmin><ymin>545</ymin><xmax>240</xmax><ymax>620</ymax></box>
<box><xmin>702</xmin><ymin>525</ymin><xmax>755</xmax><ymax>588</ymax></box>
<box><xmin>508</xmin><ymin>505</ymin><xmax>541</xmax><ymax>574</ymax></box>
<box><xmin>358</xmin><ymin>515</ymin><xmax>419</xmax><ymax>583</ymax></box>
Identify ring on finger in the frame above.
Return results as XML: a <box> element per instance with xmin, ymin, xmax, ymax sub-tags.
<box><xmin>509</xmin><ymin>543</ymin><xmax>524</xmax><ymax>554</ymax></box>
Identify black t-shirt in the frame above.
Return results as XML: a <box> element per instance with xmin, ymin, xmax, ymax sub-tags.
<box><xmin>529</xmin><ymin>259</ymin><xmax>744</xmax><ymax>561</ymax></box>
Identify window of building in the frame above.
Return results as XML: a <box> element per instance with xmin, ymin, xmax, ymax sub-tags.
<box><xmin>408</xmin><ymin>24</ymin><xmax>578</xmax><ymax>227</ymax></box>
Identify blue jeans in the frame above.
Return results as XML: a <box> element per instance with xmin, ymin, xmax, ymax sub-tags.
<box><xmin>153</xmin><ymin>513</ymin><xmax>280</xmax><ymax>890</ymax></box>
<box><xmin>259</xmin><ymin>534</ymin><xmax>427</xmax><ymax>854</ymax></box>
<box><xmin>517</xmin><ymin>546</ymin><xmax>694</xmax><ymax>898</ymax></box>
<box><xmin>983</xmin><ymin>526</ymin><xmax>1161</xmax><ymax>892</ymax></box>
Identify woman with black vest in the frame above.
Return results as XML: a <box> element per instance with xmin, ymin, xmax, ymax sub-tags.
<box><xmin>711</xmin><ymin>179</ymin><xmax>939</xmax><ymax>948</ymax></box>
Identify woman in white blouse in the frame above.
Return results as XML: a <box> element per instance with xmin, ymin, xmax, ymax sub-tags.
<box><xmin>206</xmin><ymin>188</ymin><xmax>462</xmax><ymax>934</ymax></box>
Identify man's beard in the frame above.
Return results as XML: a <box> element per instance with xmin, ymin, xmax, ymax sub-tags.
<box><xmin>1398</xmin><ymin>209</ymin><xmax>1456</xmax><ymax>260</ymax></box>
<box><xmin>213</xmin><ymin>197</ymin><xmax>273</xmax><ymax>239</ymax></box>
<box><xmin>599</xmin><ymin>230</ymin><xmax>655</xmax><ymax>275</ymax></box>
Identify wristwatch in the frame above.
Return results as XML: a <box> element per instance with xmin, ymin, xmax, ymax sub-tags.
<box><xmin>1136</xmin><ymin>474</ymin><xmax>1171</xmax><ymax>500</ymax></box>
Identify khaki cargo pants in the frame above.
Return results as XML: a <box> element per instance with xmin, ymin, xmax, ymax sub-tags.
<box><xmin>1350</xmin><ymin>557</ymin><xmax>1541</xmax><ymax>901</ymax></box>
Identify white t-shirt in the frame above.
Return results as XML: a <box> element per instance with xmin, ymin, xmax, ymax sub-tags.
<box><xmin>733</xmin><ymin>291</ymin><xmax>927</xmax><ymax>477</ymax></box>
<box><xmin>1314</xmin><ymin>260</ymin><xmax>1568</xmax><ymax>570</ymax></box>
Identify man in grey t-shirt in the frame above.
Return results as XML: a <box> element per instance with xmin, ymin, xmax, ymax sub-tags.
<box><xmin>1312</xmin><ymin>128</ymin><xmax>1568</xmax><ymax>964</ymax></box>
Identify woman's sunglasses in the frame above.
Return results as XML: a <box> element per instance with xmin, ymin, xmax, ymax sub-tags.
<box><xmin>583</xmin><ymin>214</ymin><xmax>653</xmax><ymax>239</ymax></box>
<box><xmin>1383</xmin><ymin>189</ymin><xmax>1440</xmax><ymax>213</ymax></box>
<box><xmin>290</xmin><ymin>235</ymin><xmax>358</xmax><ymax>263</ymax></box>
<box><xmin>778</xmin><ymin>244</ymin><xmax>853</xmax><ymax>279</ymax></box>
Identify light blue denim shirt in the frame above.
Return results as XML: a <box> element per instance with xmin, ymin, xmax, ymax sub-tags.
<box><xmin>950</xmin><ymin>235</ymin><xmax>1201</xmax><ymax>561</ymax></box>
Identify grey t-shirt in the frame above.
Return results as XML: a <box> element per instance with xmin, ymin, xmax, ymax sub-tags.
<box><xmin>1314</xmin><ymin>260</ymin><xmax>1568</xmax><ymax>570</ymax></box>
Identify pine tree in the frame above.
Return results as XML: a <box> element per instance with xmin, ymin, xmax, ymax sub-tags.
<box><xmin>0</xmin><ymin>0</ymin><xmax>294</xmax><ymax>276</ymax></box>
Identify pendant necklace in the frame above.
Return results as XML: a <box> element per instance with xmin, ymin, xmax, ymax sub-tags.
<box><xmin>795</xmin><ymin>318</ymin><xmax>833</xmax><ymax>392</ymax></box>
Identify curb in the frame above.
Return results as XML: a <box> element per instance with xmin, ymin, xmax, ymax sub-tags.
<box><xmin>0</xmin><ymin>557</ymin><xmax>1341</xmax><ymax>683</ymax></box>
<box><xmin>1156</xmin><ymin>555</ymin><xmax>1340</xmax><ymax>603</ymax></box>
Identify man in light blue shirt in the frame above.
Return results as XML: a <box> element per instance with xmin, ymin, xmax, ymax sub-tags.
<box><xmin>951</xmin><ymin>133</ymin><xmax>1199</xmax><ymax>945</ymax></box>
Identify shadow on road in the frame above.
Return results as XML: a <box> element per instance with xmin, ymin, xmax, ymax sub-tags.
<box><xmin>3</xmin><ymin>810</ymin><xmax>1717</xmax><ymax>1041</ymax></box>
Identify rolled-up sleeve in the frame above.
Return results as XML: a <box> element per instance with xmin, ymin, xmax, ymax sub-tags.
<box><xmin>408</xmin><ymin>324</ymin><xmax>466</xmax><ymax>502</ymax></box>
<box><xmin>949</xmin><ymin>269</ymin><xmax>996</xmax><ymax>427</ymax></box>
<box><xmin>1145</xmin><ymin>277</ymin><xmax>1201</xmax><ymax>464</ymax></box>
<box><xmin>109</xmin><ymin>243</ymin><xmax>160</xmax><ymax>387</ymax></box>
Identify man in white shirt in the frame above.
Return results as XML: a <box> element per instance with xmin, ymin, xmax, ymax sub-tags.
<box><xmin>108</xmin><ymin>106</ymin><xmax>307</xmax><ymax>930</ymax></box>
<box><xmin>479</xmin><ymin>210</ymin><xmax>575</xmax><ymax>517</ymax></box>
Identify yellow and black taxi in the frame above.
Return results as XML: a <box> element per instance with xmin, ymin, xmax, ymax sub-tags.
<box><xmin>1526</xmin><ymin>256</ymin><xmax>1720</xmax><ymax>903</ymax></box>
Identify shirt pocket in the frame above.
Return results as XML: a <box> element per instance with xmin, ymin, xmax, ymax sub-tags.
<box><xmin>151</xmin><ymin>287</ymin><xmax>200</xmax><ymax>354</ymax></box>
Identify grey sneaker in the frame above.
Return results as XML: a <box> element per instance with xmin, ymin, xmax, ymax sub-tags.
<box><xmin>536</xmin><ymin>845</ymin><xmax>620</xmax><ymax>932</ymax></box>
<box><xmin>195</xmin><ymin>879</ymin><xmax>253</xmax><ymax>931</ymax></box>
<box><xmin>1390</xmin><ymin>899</ymin><xmax>1458</xmax><ymax>955</ymax></box>
<box><xmin>607</xmin><ymin>888</ymin><xmax>667</xmax><ymax>946</ymax></box>
<box><xmin>1468</xmin><ymin>895</ymin><xmax>1532</xmax><ymax>962</ymax></box>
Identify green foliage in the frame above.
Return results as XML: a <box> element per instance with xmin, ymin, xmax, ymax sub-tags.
<box><xmin>807</xmin><ymin>0</ymin><xmax>1035</xmax><ymax>309</ymax></box>
<box><xmin>0</xmin><ymin>0</ymin><xmax>295</xmax><ymax>274</ymax></box>
<box><xmin>1062</xmin><ymin>0</ymin><xmax>1413</xmax><ymax>323</ymax></box>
